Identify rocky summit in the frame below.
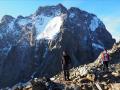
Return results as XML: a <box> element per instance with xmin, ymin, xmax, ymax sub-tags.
<box><xmin>0</xmin><ymin>4</ymin><xmax>115</xmax><ymax>88</ymax></box>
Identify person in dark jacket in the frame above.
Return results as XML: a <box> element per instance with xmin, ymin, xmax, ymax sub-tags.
<box><xmin>61</xmin><ymin>50</ymin><xmax>71</xmax><ymax>81</ymax></box>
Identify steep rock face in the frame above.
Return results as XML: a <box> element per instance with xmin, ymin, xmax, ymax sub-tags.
<box><xmin>109</xmin><ymin>41</ymin><xmax>120</xmax><ymax>64</ymax></box>
<box><xmin>0</xmin><ymin>4</ymin><xmax>115</xmax><ymax>87</ymax></box>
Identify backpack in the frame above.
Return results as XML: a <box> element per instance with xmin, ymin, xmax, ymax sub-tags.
<box><xmin>102</xmin><ymin>52</ymin><xmax>109</xmax><ymax>61</ymax></box>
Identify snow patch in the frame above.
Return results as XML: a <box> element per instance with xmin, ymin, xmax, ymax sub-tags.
<box><xmin>5</xmin><ymin>20</ymin><xmax>15</xmax><ymax>33</ymax></box>
<box><xmin>98</xmin><ymin>40</ymin><xmax>104</xmax><ymax>46</ymax></box>
<box><xmin>55</xmin><ymin>10</ymin><xmax>61</xmax><ymax>16</ymax></box>
<box><xmin>31</xmin><ymin>72</ymin><xmax>36</xmax><ymax>79</ymax></box>
<box><xmin>89</xmin><ymin>16</ymin><xmax>100</xmax><ymax>31</ymax></box>
<box><xmin>92</xmin><ymin>43</ymin><xmax>104</xmax><ymax>50</ymax></box>
<box><xmin>37</xmin><ymin>15</ymin><xmax>64</xmax><ymax>40</ymax></box>
<box><xmin>69</xmin><ymin>13</ymin><xmax>75</xmax><ymax>18</ymax></box>
<box><xmin>8</xmin><ymin>20</ymin><xmax>14</xmax><ymax>30</ymax></box>
<box><xmin>18</xmin><ymin>18</ymin><xmax>32</xmax><ymax>26</ymax></box>
<box><xmin>32</xmin><ymin>15</ymin><xmax>53</xmax><ymax>36</ymax></box>
<box><xmin>50</xmin><ymin>77</ymin><xmax>55</xmax><ymax>81</ymax></box>
<box><xmin>0</xmin><ymin>45</ymin><xmax>12</xmax><ymax>55</ymax></box>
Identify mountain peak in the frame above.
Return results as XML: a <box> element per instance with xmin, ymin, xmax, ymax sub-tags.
<box><xmin>56</xmin><ymin>3</ymin><xmax>65</xmax><ymax>8</ymax></box>
<box><xmin>1</xmin><ymin>15</ymin><xmax>15</xmax><ymax>23</ymax></box>
<box><xmin>35</xmin><ymin>4</ymin><xmax>67</xmax><ymax>16</ymax></box>
<box><xmin>69</xmin><ymin>7</ymin><xmax>81</xmax><ymax>11</ymax></box>
<box><xmin>17</xmin><ymin>15</ymin><xmax>25</xmax><ymax>19</ymax></box>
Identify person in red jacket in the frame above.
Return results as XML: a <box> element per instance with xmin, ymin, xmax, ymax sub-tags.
<box><xmin>101</xmin><ymin>48</ymin><xmax>110</xmax><ymax>71</ymax></box>
<box><xmin>61</xmin><ymin>50</ymin><xmax>71</xmax><ymax>81</ymax></box>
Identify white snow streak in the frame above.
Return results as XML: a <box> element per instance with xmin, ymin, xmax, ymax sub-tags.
<box><xmin>92</xmin><ymin>43</ymin><xmax>104</xmax><ymax>49</ymax></box>
<box><xmin>8</xmin><ymin>20</ymin><xmax>14</xmax><ymax>30</ymax></box>
<box><xmin>89</xmin><ymin>17</ymin><xmax>100</xmax><ymax>31</ymax></box>
<box><xmin>69</xmin><ymin>13</ymin><xmax>75</xmax><ymax>18</ymax></box>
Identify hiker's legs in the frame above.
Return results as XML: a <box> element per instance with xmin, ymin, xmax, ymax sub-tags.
<box><xmin>63</xmin><ymin>65</ymin><xmax>70</xmax><ymax>81</ymax></box>
<box><xmin>105</xmin><ymin>61</ymin><xmax>109</xmax><ymax>70</ymax></box>
<box><xmin>66</xmin><ymin>70</ymin><xmax>70</xmax><ymax>80</ymax></box>
<box><xmin>104</xmin><ymin>61</ymin><xmax>109</xmax><ymax>71</ymax></box>
<box><xmin>103</xmin><ymin>61</ymin><xmax>106</xmax><ymax>71</ymax></box>
<box><xmin>63</xmin><ymin>70</ymin><xmax>67</xmax><ymax>80</ymax></box>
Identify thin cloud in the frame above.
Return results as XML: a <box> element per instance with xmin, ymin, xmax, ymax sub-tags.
<box><xmin>102</xmin><ymin>17</ymin><xmax>120</xmax><ymax>32</ymax></box>
<box><xmin>102</xmin><ymin>16</ymin><xmax>120</xmax><ymax>42</ymax></box>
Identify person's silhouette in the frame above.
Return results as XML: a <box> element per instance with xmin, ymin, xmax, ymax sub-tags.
<box><xmin>61</xmin><ymin>50</ymin><xmax>71</xmax><ymax>81</ymax></box>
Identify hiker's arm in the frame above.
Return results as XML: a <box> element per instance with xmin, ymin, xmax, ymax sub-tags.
<box><xmin>61</xmin><ymin>56</ymin><xmax>64</xmax><ymax>64</ymax></box>
<box><xmin>61</xmin><ymin>56</ymin><xmax>64</xmax><ymax>69</ymax></box>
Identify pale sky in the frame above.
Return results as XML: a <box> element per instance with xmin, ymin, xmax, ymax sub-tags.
<box><xmin>0</xmin><ymin>0</ymin><xmax>120</xmax><ymax>41</ymax></box>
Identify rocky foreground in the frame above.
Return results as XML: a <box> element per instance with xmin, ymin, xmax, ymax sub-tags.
<box><xmin>3</xmin><ymin>42</ymin><xmax>119</xmax><ymax>90</ymax></box>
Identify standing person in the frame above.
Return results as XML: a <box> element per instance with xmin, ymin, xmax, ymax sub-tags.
<box><xmin>61</xmin><ymin>50</ymin><xmax>71</xmax><ymax>81</ymax></box>
<box><xmin>101</xmin><ymin>48</ymin><xmax>110</xmax><ymax>71</ymax></box>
